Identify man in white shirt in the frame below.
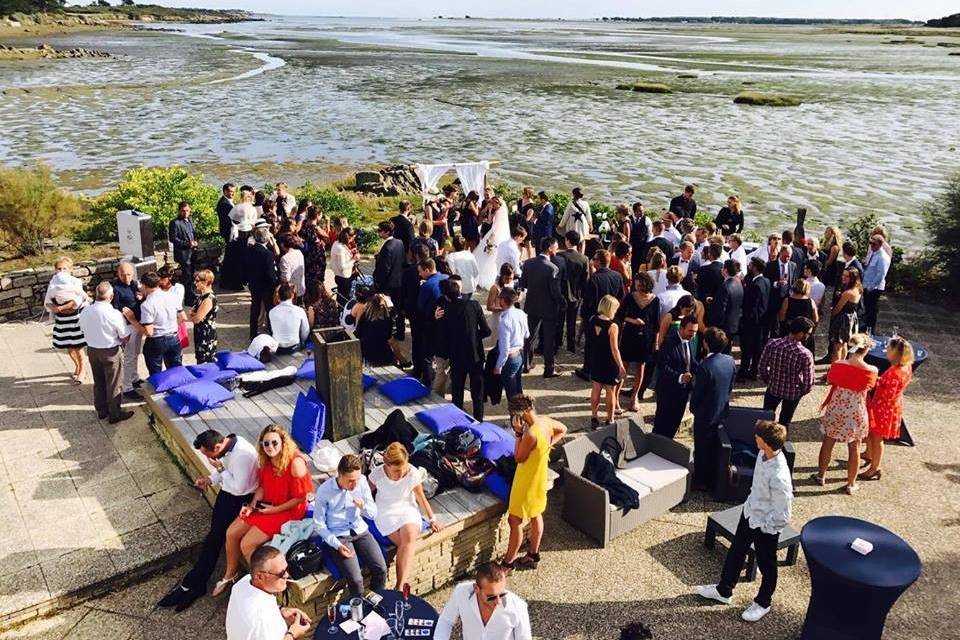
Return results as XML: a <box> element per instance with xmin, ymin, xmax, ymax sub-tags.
<box><xmin>122</xmin><ymin>271</ymin><xmax>183</xmax><ymax>376</ymax></box>
<box><xmin>447</xmin><ymin>234</ymin><xmax>481</xmax><ymax>298</ymax></box>
<box><xmin>657</xmin><ymin>266</ymin><xmax>690</xmax><ymax>321</ymax></box>
<box><xmin>496</xmin><ymin>226</ymin><xmax>526</xmax><ymax>279</ymax></box>
<box><xmin>559</xmin><ymin>187</ymin><xmax>592</xmax><ymax>240</ymax></box>
<box><xmin>79</xmin><ymin>282</ymin><xmax>133</xmax><ymax>424</ymax></box>
<box><xmin>495</xmin><ymin>288</ymin><xmax>530</xmax><ymax>400</ymax></box>
<box><xmin>225</xmin><ymin>546</ymin><xmax>311</xmax><ymax>640</ymax></box>
<box><xmin>435</xmin><ymin>562</ymin><xmax>532</xmax><ymax>640</ymax></box>
<box><xmin>697</xmin><ymin>420</ymin><xmax>793</xmax><ymax>623</ymax></box>
<box><xmin>159</xmin><ymin>430</ymin><xmax>259</xmax><ymax>612</ymax></box>
<box><xmin>728</xmin><ymin>234</ymin><xmax>749</xmax><ymax>277</ymax></box>
<box><xmin>268</xmin><ymin>283</ymin><xmax>310</xmax><ymax>353</ymax></box>
<box><xmin>804</xmin><ymin>260</ymin><xmax>826</xmax><ymax>308</ymax></box>
<box><xmin>274</xmin><ymin>182</ymin><xmax>297</xmax><ymax>218</ymax></box>
<box><xmin>663</xmin><ymin>214</ymin><xmax>682</xmax><ymax>248</ymax></box>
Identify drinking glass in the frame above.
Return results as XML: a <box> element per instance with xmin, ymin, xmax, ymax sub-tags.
<box><xmin>402</xmin><ymin>582</ymin><xmax>412</xmax><ymax>611</ymax></box>
<box><xmin>327</xmin><ymin>605</ymin><xmax>338</xmax><ymax>635</ymax></box>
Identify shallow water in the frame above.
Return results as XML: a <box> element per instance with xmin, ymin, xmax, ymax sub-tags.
<box><xmin>1</xmin><ymin>17</ymin><xmax>959</xmax><ymax>243</ymax></box>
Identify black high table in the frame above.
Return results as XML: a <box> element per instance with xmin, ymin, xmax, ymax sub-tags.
<box><xmin>865</xmin><ymin>335</ymin><xmax>928</xmax><ymax>447</ymax></box>
<box><xmin>313</xmin><ymin>589</ymin><xmax>439</xmax><ymax>639</ymax></box>
<box><xmin>800</xmin><ymin>516</ymin><xmax>921</xmax><ymax>640</ymax></box>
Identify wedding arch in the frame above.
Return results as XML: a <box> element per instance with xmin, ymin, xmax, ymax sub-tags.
<box><xmin>413</xmin><ymin>161</ymin><xmax>491</xmax><ymax>201</ymax></box>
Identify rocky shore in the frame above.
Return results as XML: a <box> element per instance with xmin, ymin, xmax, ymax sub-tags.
<box><xmin>0</xmin><ymin>43</ymin><xmax>110</xmax><ymax>61</ymax></box>
<box><xmin>0</xmin><ymin>9</ymin><xmax>257</xmax><ymax>37</ymax></box>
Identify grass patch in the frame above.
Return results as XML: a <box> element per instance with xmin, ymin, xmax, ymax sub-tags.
<box><xmin>733</xmin><ymin>91</ymin><xmax>802</xmax><ymax>107</ymax></box>
<box><xmin>615</xmin><ymin>82</ymin><xmax>672</xmax><ymax>93</ymax></box>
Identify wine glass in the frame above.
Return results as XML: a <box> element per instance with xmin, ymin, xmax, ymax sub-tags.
<box><xmin>402</xmin><ymin>582</ymin><xmax>412</xmax><ymax>611</ymax></box>
<box><xmin>327</xmin><ymin>604</ymin><xmax>338</xmax><ymax>635</ymax></box>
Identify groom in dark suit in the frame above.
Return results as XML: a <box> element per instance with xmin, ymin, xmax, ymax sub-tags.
<box><xmin>709</xmin><ymin>259</ymin><xmax>744</xmax><ymax>351</ymax></box>
<box><xmin>738</xmin><ymin>257</ymin><xmax>770</xmax><ymax>381</ymax></box>
<box><xmin>653</xmin><ymin>315</ymin><xmax>701</xmax><ymax>439</ymax></box>
<box><xmin>216</xmin><ymin>182</ymin><xmax>235</xmax><ymax>243</ymax></box>
<box><xmin>520</xmin><ymin>237</ymin><xmax>564</xmax><ymax>378</ymax></box>
<box><xmin>439</xmin><ymin>279</ymin><xmax>491</xmax><ymax>420</ymax></box>
<box><xmin>690</xmin><ymin>328</ymin><xmax>737</xmax><ymax>489</ymax></box>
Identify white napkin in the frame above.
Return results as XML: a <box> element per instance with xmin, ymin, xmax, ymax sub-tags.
<box><xmin>362</xmin><ymin>611</ymin><xmax>391</xmax><ymax>640</ymax></box>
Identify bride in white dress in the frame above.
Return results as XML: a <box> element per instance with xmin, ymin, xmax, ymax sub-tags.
<box><xmin>473</xmin><ymin>196</ymin><xmax>510</xmax><ymax>290</ymax></box>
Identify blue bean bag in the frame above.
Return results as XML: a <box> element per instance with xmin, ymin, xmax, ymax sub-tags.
<box><xmin>483</xmin><ymin>472</ymin><xmax>512</xmax><ymax>502</ymax></box>
<box><xmin>470</xmin><ymin>422</ymin><xmax>515</xmax><ymax>461</ymax></box>
<box><xmin>416</xmin><ymin>405</ymin><xmax>475</xmax><ymax>434</ymax></box>
<box><xmin>165</xmin><ymin>393</ymin><xmax>204</xmax><ymax>417</ymax></box>
<box><xmin>306</xmin><ymin>385</ymin><xmax>323</xmax><ymax>406</ymax></box>
<box><xmin>295</xmin><ymin>358</ymin><xmax>315</xmax><ymax>380</ymax></box>
<box><xmin>216</xmin><ymin>350</ymin><xmax>267</xmax><ymax>373</ymax></box>
<box><xmin>379</xmin><ymin>376</ymin><xmax>430</xmax><ymax>405</ymax></box>
<box><xmin>187</xmin><ymin>362</ymin><xmax>237</xmax><ymax>384</ymax></box>
<box><xmin>291</xmin><ymin>391</ymin><xmax>325</xmax><ymax>454</ymax></box>
<box><xmin>148</xmin><ymin>366</ymin><xmax>197</xmax><ymax>393</ymax></box>
<box><xmin>362</xmin><ymin>374</ymin><xmax>377</xmax><ymax>391</ymax></box>
<box><xmin>166</xmin><ymin>379</ymin><xmax>235</xmax><ymax>414</ymax></box>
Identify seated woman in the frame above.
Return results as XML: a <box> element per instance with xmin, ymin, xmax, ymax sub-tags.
<box><xmin>355</xmin><ymin>294</ymin><xmax>408</xmax><ymax>368</ymax></box>
<box><xmin>305</xmin><ymin>280</ymin><xmax>340</xmax><ymax>330</ymax></box>
<box><xmin>368</xmin><ymin>443</ymin><xmax>443</xmax><ymax>590</ymax></box>
<box><xmin>214</xmin><ymin>424</ymin><xmax>312</xmax><ymax>597</ymax></box>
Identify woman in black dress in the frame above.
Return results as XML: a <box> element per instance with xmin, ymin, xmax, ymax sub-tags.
<box><xmin>779</xmin><ymin>279</ymin><xmax>818</xmax><ymax>354</ymax></box>
<box><xmin>713</xmin><ymin>195</ymin><xmax>745</xmax><ymax>235</ymax></box>
<box><xmin>617</xmin><ymin>272</ymin><xmax>661</xmax><ymax>411</ymax></box>
<box><xmin>460</xmin><ymin>191</ymin><xmax>481</xmax><ymax>250</ymax></box>
<box><xmin>588</xmin><ymin>295</ymin><xmax>627</xmax><ymax>429</ymax></box>
<box><xmin>190</xmin><ymin>269</ymin><xmax>218</xmax><ymax>363</ymax></box>
<box><xmin>356</xmin><ymin>294</ymin><xmax>405</xmax><ymax>367</ymax></box>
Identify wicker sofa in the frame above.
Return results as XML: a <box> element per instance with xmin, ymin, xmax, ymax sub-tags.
<box><xmin>561</xmin><ymin>419</ymin><xmax>692</xmax><ymax>548</ymax></box>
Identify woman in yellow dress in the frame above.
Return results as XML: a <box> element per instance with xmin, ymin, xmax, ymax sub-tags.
<box><xmin>503</xmin><ymin>394</ymin><xmax>567</xmax><ymax>570</ymax></box>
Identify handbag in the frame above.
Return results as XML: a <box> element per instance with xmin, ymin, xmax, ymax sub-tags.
<box><xmin>286</xmin><ymin>539</ymin><xmax>325</xmax><ymax>580</ymax></box>
<box><xmin>177</xmin><ymin>319</ymin><xmax>190</xmax><ymax>349</ymax></box>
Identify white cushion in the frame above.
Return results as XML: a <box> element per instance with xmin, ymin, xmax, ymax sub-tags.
<box><xmin>609</xmin><ymin>473</ymin><xmax>652</xmax><ymax>510</ymax></box>
<box><xmin>618</xmin><ymin>452</ymin><xmax>688</xmax><ymax>493</ymax></box>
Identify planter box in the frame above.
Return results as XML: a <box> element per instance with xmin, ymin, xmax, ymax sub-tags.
<box><xmin>312</xmin><ymin>326</ymin><xmax>365</xmax><ymax>441</ymax></box>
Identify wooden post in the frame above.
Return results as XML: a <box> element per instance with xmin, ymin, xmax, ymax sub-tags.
<box><xmin>312</xmin><ymin>327</ymin><xmax>365</xmax><ymax>441</ymax></box>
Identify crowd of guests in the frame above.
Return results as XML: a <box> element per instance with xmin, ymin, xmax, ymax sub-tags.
<box><xmin>47</xmin><ymin>175</ymin><xmax>917</xmax><ymax>636</ymax></box>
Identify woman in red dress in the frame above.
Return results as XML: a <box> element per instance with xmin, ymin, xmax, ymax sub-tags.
<box><xmin>861</xmin><ymin>338</ymin><xmax>914</xmax><ymax>481</ymax></box>
<box><xmin>213</xmin><ymin>424</ymin><xmax>313</xmax><ymax>597</ymax></box>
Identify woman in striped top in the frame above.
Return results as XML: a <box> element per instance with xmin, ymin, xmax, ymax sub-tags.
<box><xmin>44</xmin><ymin>257</ymin><xmax>90</xmax><ymax>384</ymax></box>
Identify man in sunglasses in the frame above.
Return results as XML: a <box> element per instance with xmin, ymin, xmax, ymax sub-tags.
<box><xmin>435</xmin><ymin>561</ymin><xmax>532</xmax><ymax>640</ymax></box>
<box><xmin>225</xmin><ymin>545</ymin><xmax>311</xmax><ymax>640</ymax></box>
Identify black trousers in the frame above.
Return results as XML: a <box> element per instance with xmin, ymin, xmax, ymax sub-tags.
<box><xmin>450</xmin><ymin>360</ymin><xmax>485</xmax><ymax>421</ymax></box>
<box><xmin>182</xmin><ymin>490</ymin><xmax>252</xmax><ymax>593</ymax></box>
<box><xmin>863</xmin><ymin>289</ymin><xmax>882</xmax><ymax>333</ymax></box>
<box><xmin>334</xmin><ymin>275</ymin><xmax>355</xmax><ymax>310</ymax></box>
<box><xmin>249</xmin><ymin>289</ymin><xmax>274</xmax><ymax>341</ymax></box>
<box><xmin>762</xmin><ymin>390</ymin><xmax>801</xmax><ymax>428</ymax></box>
<box><xmin>718</xmin><ymin>513</ymin><xmax>780</xmax><ymax>608</ymax></box>
<box><xmin>692</xmin><ymin>418</ymin><xmax>719</xmax><ymax>487</ymax></box>
<box><xmin>387</xmin><ymin>287</ymin><xmax>405</xmax><ymax>339</ymax></box>
<box><xmin>652</xmin><ymin>389</ymin><xmax>690</xmax><ymax>439</ymax></box>
<box><xmin>740</xmin><ymin>325</ymin><xmax>763</xmax><ymax>377</ymax></box>
<box><xmin>525</xmin><ymin>314</ymin><xmax>557</xmax><ymax>375</ymax></box>
<box><xmin>557</xmin><ymin>300</ymin><xmax>580</xmax><ymax>351</ymax></box>
<box><xmin>411</xmin><ymin>317</ymin><xmax>435</xmax><ymax>386</ymax></box>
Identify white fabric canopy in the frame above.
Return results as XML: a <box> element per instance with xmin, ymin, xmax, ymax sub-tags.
<box><xmin>414</xmin><ymin>161</ymin><xmax>489</xmax><ymax>201</ymax></box>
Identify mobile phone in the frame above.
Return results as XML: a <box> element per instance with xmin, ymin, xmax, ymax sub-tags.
<box><xmin>365</xmin><ymin>591</ymin><xmax>383</xmax><ymax>606</ymax></box>
<box><xmin>255</xmin><ymin>500</ymin><xmax>273</xmax><ymax>510</ymax></box>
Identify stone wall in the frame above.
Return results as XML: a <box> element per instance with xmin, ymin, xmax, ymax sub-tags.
<box><xmin>0</xmin><ymin>245</ymin><xmax>220</xmax><ymax>323</ymax></box>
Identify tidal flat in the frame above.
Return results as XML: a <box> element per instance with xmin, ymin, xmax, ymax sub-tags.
<box><xmin>1</xmin><ymin>17</ymin><xmax>959</xmax><ymax>244</ymax></box>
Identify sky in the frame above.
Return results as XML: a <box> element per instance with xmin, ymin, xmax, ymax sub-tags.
<box><xmin>128</xmin><ymin>1</ymin><xmax>957</xmax><ymax>21</ymax></box>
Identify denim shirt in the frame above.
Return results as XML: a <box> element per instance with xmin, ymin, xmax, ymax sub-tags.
<box><xmin>312</xmin><ymin>476</ymin><xmax>378</xmax><ymax>549</ymax></box>
<box><xmin>742</xmin><ymin>450</ymin><xmax>793</xmax><ymax>535</ymax></box>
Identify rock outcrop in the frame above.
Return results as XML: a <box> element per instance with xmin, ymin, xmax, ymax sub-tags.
<box><xmin>354</xmin><ymin>165</ymin><xmax>423</xmax><ymax>197</ymax></box>
<box><xmin>0</xmin><ymin>43</ymin><xmax>111</xmax><ymax>60</ymax></box>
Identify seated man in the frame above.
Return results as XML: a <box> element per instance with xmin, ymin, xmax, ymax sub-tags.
<box><xmin>312</xmin><ymin>454</ymin><xmax>387</xmax><ymax>596</ymax></box>
<box><xmin>268</xmin><ymin>282</ymin><xmax>309</xmax><ymax>354</ymax></box>
<box><xmin>435</xmin><ymin>561</ymin><xmax>532</xmax><ymax>640</ymax></box>
<box><xmin>225</xmin><ymin>545</ymin><xmax>311</xmax><ymax>640</ymax></box>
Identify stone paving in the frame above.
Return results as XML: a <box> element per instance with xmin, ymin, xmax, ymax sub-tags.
<box><xmin>2</xmin><ymin>289</ymin><xmax>959</xmax><ymax>639</ymax></box>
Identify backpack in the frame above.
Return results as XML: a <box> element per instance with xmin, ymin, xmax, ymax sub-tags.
<box><xmin>442</xmin><ymin>455</ymin><xmax>495</xmax><ymax>492</ymax></box>
<box><xmin>410</xmin><ymin>437</ymin><xmax>457</xmax><ymax>493</ymax></box>
<box><xmin>286</xmin><ymin>539</ymin><xmax>325</xmax><ymax>579</ymax></box>
<box><xmin>441</xmin><ymin>427</ymin><xmax>482</xmax><ymax>459</ymax></box>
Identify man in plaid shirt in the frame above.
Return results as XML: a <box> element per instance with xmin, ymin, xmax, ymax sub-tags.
<box><xmin>757</xmin><ymin>317</ymin><xmax>816</xmax><ymax>428</ymax></box>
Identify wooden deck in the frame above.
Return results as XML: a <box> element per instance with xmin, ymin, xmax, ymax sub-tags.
<box><xmin>141</xmin><ymin>352</ymin><xmax>554</xmax><ymax>615</ymax></box>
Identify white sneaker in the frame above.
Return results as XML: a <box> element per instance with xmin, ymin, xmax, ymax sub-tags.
<box><xmin>695</xmin><ymin>584</ymin><xmax>732</xmax><ymax>605</ymax></box>
<box><xmin>741</xmin><ymin>601</ymin><xmax>771</xmax><ymax>622</ymax></box>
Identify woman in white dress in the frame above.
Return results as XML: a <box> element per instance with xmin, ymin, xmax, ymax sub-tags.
<box><xmin>368</xmin><ymin>442</ymin><xmax>443</xmax><ymax>590</ymax></box>
<box><xmin>473</xmin><ymin>196</ymin><xmax>510</xmax><ymax>290</ymax></box>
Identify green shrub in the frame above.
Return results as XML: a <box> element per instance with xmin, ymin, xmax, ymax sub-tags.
<box><xmin>295</xmin><ymin>182</ymin><xmax>363</xmax><ymax>226</ymax></box>
<box><xmin>0</xmin><ymin>163</ymin><xmax>84</xmax><ymax>257</ymax></box>
<box><xmin>80</xmin><ymin>166</ymin><xmax>219</xmax><ymax>242</ymax></box>
<box><xmin>924</xmin><ymin>170</ymin><xmax>960</xmax><ymax>294</ymax></box>
<box><xmin>845</xmin><ymin>211</ymin><xmax>882</xmax><ymax>257</ymax></box>
<box><xmin>733</xmin><ymin>92</ymin><xmax>802</xmax><ymax>107</ymax></box>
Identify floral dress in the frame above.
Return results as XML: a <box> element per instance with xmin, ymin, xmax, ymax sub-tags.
<box><xmin>868</xmin><ymin>366</ymin><xmax>912</xmax><ymax>440</ymax></box>
<box><xmin>192</xmin><ymin>292</ymin><xmax>218</xmax><ymax>364</ymax></box>
<box><xmin>821</xmin><ymin>362</ymin><xmax>875</xmax><ymax>443</ymax></box>
<box><xmin>300</xmin><ymin>222</ymin><xmax>327</xmax><ymax>286</ymax></box>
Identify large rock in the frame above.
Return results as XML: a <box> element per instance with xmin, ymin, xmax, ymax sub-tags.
<box><xmin>354</xmin><ymin>165</ymin><xmax>422</xmax><ymax>196</ymax></box>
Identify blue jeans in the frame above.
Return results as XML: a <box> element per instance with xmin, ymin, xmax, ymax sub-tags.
<box><xmin>143</xmin><ymin>334</ymin><xmax>183</xmax><ymax>375</ymax></box>
<box><xmin>500</xmin><ymin>353</ymin><xmax>524</xmax><ymax>399</ymax></box>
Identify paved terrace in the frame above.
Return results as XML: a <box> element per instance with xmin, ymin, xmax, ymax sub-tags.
<box><xmin>1</xmin><ymin>289</ymin><xmax>958</xmax><ymax>639</ymax></box>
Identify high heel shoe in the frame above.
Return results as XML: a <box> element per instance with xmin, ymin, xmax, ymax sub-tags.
<box><xmin>809</xmin><ymin>472</ymin><xmax>826</xmax><ymax>486</ymax></box>
<box><xmin>211</xmin><ymin>574</ymin><xmax>238</xmax><ymax>597</ymax></box>
<box><xmin>844</xmin><ymin>484</ymin><xmax>859</xmax><ymax>495</ymax></box>
<box><xmin>857</xmin><ymin>469</ymin><xmax>882</xmax><ymax>481</ymax></box>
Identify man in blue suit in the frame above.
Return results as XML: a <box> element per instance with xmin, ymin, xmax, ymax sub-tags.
<box><xmin>531</xmin><ymin>191</ymin><xmax>555</xmax><ymax>251</ymax></box>
<box><xmin>690</xmin><ymin>327</ymin><xmax>737</xmax><ymax>490</ymax></box>
<box><xmin>653</xmin><ymin>315</ymin><xmax>700</xmax><ymax>439</ymax></box>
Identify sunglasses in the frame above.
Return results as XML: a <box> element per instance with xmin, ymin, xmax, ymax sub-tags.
<box><xmin>483</xmin><ymin>592</ymin><xmax>507</xmax><ymax>603</ymax></box>
<box><xmin>262</xmin><ymin>439</ymin><xmax>282</xmax><ymax>448</ymax></box>
<box><xmin>258</xmin><ymin>568</ymin><xmax>290</xmax><ymax>579</ymax></box>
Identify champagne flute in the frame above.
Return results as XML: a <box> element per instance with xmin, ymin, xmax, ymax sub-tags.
<box><xmin>327</xmin><ymin>604</ymin><xmax>338</xmax><ymax>634</ymax></box>
<box><xmin>402</xmin><ymin>582</ymin><xmax>412</xmax><ymax>610</ymax></box>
